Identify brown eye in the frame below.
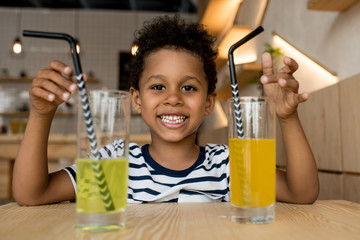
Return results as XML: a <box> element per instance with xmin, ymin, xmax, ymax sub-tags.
<box><xmin>182</xmin><ymin>85</ymin><xmax>196</xmax><ymax>91</ymax></box>
<box><xmin>151</xmin><ymin>84</ymin><xmax>165</xmax><ymax>90</ymax></box>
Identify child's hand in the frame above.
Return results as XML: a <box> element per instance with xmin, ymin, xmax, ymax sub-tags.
<box><xmin>29</xmin><ymin>60</ymin><xmax>78</xmax><ymax>116</ymax></box>
<box><xmin>260</xmin><ymin>52</ymin><xmax>309</xmax><ymax>120</ymax></box>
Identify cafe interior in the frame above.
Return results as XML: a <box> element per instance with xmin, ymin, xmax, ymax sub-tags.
<box><xmin>0</xmin><ymin>0</ymin><xmax>360</xmax><ymax>236</ymax></box>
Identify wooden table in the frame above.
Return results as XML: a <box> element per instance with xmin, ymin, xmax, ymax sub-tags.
<box><xmin>1</xmin><ymin>200</ymin><xmax>360</xmax><ymax>240</ymax></box>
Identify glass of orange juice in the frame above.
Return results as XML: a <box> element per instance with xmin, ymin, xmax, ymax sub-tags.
<box><xmin>228</xmin><ymin>96</ymin><xmax>276</xmax><ymax>224</ymax></box>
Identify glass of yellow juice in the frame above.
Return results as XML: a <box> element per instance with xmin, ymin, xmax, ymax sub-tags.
<box><xmin>76</xmin><ymin>90</ymin><xmax>131</xmax><ymax>231</ymax></box>
<box><xmin>228</xmin><ymin>97</ymin><xmax>276</xmax><ymax>224</ymax></box>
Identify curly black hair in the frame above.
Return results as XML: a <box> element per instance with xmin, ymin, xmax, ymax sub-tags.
<box><xmin>130</xmin><ymin>15</ymin><xmax>218</xmax><ymax>94</ymax></box>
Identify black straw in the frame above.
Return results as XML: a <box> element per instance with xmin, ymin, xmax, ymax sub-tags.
<box><xmin>23</xmin><ymin>30</ymin><xmax>82</xmax><ymax>77</ymax></box>
<box><xmin>228</xmin><ymin>26</ymin><xmax>264</xmax><ymax>138</ymax></box>
<box><xmin>228</xmin><ymin>26</ymin><xmax>264</xmax><ymax>88</ymax></box>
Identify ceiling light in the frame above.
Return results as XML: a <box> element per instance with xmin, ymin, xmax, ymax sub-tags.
<box><xmin>12</xmin><ymin>38</ymin><xmax>22</xmax><ymax>54</ymax></box>
<box><xmin>131</xmin><ymin>45</ymin><xmax>138</xmax><ymax>56</ymax></box>
<box><xmin>75</xmin><ymin>39</ymin><xmax>80</xmax><ymax>54</ymax></box>
<box><xmin>13</xmin><ymin>10</ymin><xmax>23</xmax><ymax>55</ymax></box>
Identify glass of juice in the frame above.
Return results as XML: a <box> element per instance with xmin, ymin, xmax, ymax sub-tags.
<box><xmin>228</xmin><ymin>96</ymin><xmax>276</xmax><ymax>224</ymax></box>
<box><xmin>76</xmin><ymin>90</ymin><xmax>131</xmax><ymax>231</ymax></box>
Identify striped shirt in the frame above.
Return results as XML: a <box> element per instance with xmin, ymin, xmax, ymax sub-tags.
<box><xmin>64</xmin><ymin>142</ymin><xmax>230</xmax><ymax>203</ymax></box>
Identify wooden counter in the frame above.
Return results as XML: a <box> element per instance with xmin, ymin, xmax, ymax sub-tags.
<box><xmin>0</xmin><ymin>200</ymin><xmax>360</xmax><ymax>240</ymax></box>
<box><xmin>0</xmin><ymin>133</ymin><xmax>151</xmax><ymax>159</ymax></box>
<box><xmin>0</xmin><ymin>133</ymin><xmax>151</xmax><ymax>199</ymax></box>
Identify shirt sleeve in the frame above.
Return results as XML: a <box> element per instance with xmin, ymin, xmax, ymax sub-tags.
<box><xmin>63</xmin><ymin>164</ymin><xmax>77</xmax><ymax>194</ymax></box>
<box><xmin>99</xmin><ymin>139</ymin><xmax>125</xmax><ymax>158</ymax></box>
<box><xmin>224</xmin><ymin>144</ymin><xmax>230</xmax><ymax>202</ymax></box>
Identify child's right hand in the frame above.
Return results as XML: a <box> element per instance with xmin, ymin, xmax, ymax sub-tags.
<box><xmin>29</xmin><ymin>60</ymin><xmax>78</xmax><ymax>116</ymax></box>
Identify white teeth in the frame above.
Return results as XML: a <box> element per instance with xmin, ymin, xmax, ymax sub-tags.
<box><xmin>160</xmin><ymin>115</ymin><xmax>186</xmax><ymax>124</ymax></box>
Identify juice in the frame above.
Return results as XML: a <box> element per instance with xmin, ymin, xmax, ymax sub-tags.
<box><xmin>76</xmin><ymin>158</ymin><xmax>128</xmax><ymax>214</ymax></box>
<box><xmin>229</xmin><ymin>138</ymin><xmax>275</xmax><ymax>208</ymax></box>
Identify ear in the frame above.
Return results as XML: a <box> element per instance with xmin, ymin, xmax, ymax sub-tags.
<box><xmin>130</xmin><ymin>87</ymin><xmax>142</xmax><ymax>114</ymax></box>
<box><xmin>204</xmin><ymin>92</ymin><xmax>216</xmax><ymax>116</ymax></box>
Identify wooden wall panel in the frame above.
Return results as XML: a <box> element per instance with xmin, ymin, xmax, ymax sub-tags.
<box><xmin>343</xmin><ymin>174</ymin><xmax>360</xmax><ymax>203</ymax></box>
<box><xmin>317</xmin><ymin>172</ymin><xmax>343</xmax><ymax>200</ymax></box>
<box><xmin>308</xmin><ymin>0</ymin><xmax>360</xmax><ymax>11</ymax></box>
<box><xmin>298</xmin><ymin>84</ymin><xmax>342</xmax><ymax>171</ymax></box>
<box><xmin>339</xmin><ymin>74</ymin><xmax>360</xmax><ymax>173</ymax></box>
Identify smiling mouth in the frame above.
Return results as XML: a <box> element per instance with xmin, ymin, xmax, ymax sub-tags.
<box><xmin>160</xmin><ymin>115</ymin><xmax>186</xmax><ymax>124</ymax></box>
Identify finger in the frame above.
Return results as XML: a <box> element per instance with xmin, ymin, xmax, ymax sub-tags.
<box><xmin>31</xmin><ymin>85</ymin><xmax>56</xmax><ymax>102</ymax></box>
<box><xmin>36</xmin><ymin>69</ymin><xmax>77</xmax><ymax>93</ymax></box>
<box><xmin>261</xmin><ymin>52</ymin><xmax>273</xmax><ymax>76</ymax></box>
<box><xmin>33</xmin><ymin>78</ymin><xmax>72</xmax><ymax>101</ymax></box>
<box><xmin>298</xmin><ymin>92</ymin><xmax>309</xmax><ymax>103</ymax></box>
<box><xmin>279</xmin><ymin>56</ymin><xmax>298</xmax><ymax>74</ymax></box>
<box><xmin>48</xmin><ymin>60</ymin><xmax>73</xmax><ymax>75</ymax></box>
<box><xmin>260</xmin><ymin>72</ymin><xmax>293</xmax><ymax>85</ymax></box>
<box><xmin>278</xmin><ymin>77</ymin><xmax>299</xmax><ymax>92</ymax></box>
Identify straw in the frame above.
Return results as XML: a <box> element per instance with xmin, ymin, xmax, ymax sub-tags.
<box><xmin>23</xmin><ymin>30</ymin><xmax>115</xmax><ymax>211</ymax></box>
<box><xmin>228</xmin><ymin>26</ymin><xmax>264</xmax><ymax>139</ymax></box>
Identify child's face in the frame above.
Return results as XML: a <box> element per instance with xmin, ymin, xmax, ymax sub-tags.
<box><xmin>131</xmin><ymin>48</ymin><xmax>216</xmax><ymax>143</ymax></box>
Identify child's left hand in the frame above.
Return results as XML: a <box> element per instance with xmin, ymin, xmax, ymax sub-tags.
<box><xmin>260</xmin><ymin>52</ymin><xmax>309</xmax><ymax>120</ymax></box>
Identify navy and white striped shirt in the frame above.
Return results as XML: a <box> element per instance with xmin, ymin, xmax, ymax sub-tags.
<box><xmin>64</xmin><ymin>142</ymin><xmax>230</xmax><ymax>203</ymax></box>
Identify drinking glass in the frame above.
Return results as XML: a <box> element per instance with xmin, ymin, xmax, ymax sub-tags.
<box><xmin>76</xmin><ymin>90</ymin><xmax>131</xmax><ymax>231</ymax></box>
<box><xmin>228</xmin><ymin>96</ymin><xmax>276</xmax><ymax>224</ymax></box>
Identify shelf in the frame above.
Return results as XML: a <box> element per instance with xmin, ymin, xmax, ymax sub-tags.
<box><xmin>0</xmin><ymin>76</ymin><xmax>99</xmax><ymax>83</ymax></box>
<box><xmin>0</xmin><ymin>111</ymin><xmax>142</xmax><ymax>118</ymax></box>
<box><xmin>0</xmin><ymin>112</ymin><xmax>73</xmax><ymax>117</ymax></box>
<box><xmin>308</xmin><ymin>0</ymin><xmax>360</xmax><ymax>11</ymax></box>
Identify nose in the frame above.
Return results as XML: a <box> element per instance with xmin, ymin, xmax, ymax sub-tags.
<box><xmin>164</xmin><ymin>89</ymin><xmax>183</xmax><ymax>106</ymax></box>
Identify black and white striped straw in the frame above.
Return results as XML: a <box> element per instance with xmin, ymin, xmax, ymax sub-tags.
<box><xmin>23</xmin><ymin>30</ymin><xmax>114</xmax><ymax>211</ymax></box>
<box><xmin>228</xmin><ymin>26</ymin><xmax>264</xmax><ymax>138</ymax></box>
<box><xmin>77</xmin><ymin>74</ymin><xmax>101</xmax><ymax>159</ymax></box>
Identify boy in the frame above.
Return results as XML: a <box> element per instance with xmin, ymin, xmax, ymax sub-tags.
<box><xmin>12</xmin><ymin>15</ymin><xmax>319</xmax><ymax>205</ymax></box>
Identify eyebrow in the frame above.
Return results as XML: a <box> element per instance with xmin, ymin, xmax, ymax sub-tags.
<box><xmin>147</xmin><ymin>74</ymin><xmax>165</xmax><ymax>82</ymax></box>
<box><xmin>183</xmin><ymin>75</ymin><xmax>202</xmax><ymax>84</ymax></box>
<box><xmin>146</xmin><ymin>74</ymin><xmax>202</xmax><ymax>84</ymax></box>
